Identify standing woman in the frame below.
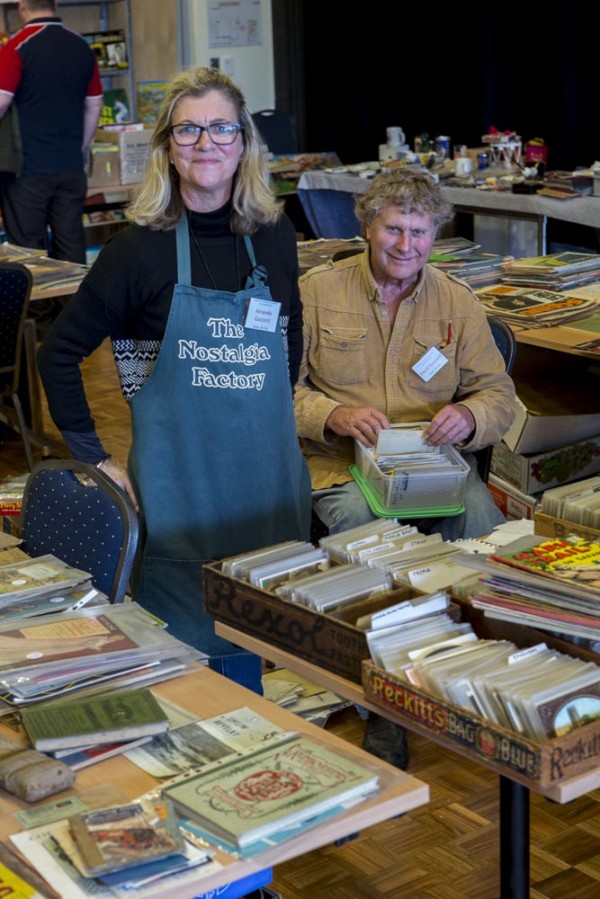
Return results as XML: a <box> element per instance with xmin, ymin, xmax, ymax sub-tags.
<box><xmin>38</xmin><ymin>67</ymin><xmax>312</xmax><ymax>691</ymax></box>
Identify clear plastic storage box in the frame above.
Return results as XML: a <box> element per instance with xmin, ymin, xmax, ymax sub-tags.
<box><xmin>352</xmin><ymin>439</ymin><xmax>470</xmax><ymax>517</ymax></box>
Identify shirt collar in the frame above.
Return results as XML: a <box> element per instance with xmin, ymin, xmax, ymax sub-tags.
<box><xmin>361</xmin><ymin>249</ymin><xmax>428</xmax><ymax>304</ymax></box>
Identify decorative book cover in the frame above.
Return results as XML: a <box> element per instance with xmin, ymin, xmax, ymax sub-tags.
<box><xmin>100</xmin><ymin>88</ymin><xmax>131</xmax><ymax>126</ymax></box>
<box><xmin>83</xmin><ymin>30</ymin><xmax>128</xmax><ymax>70</ymax></box>
<box><xmin>20</xmin><ymin>687</ymin><xmax>169</xmax><ymax>751</ymax></box>
<box><xmin>0</xmin><ymin>841</ymin><xmax>59</xmax><ymax>898</ymax></box>
<box><xmin>163</xmin><ymin>733</ymin><xmax>379</xmax><ymax>848</ymax></box>
<box><xmin>491</xmin><ymin>535</ymin><xmax>600</xmax><ymax>592</ymax></box>
<box><xmin>68</xmin><ymin>797</ymin><xmax>186</xmax><ymax>877</ymax></box>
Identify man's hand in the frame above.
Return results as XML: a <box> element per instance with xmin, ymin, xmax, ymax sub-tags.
<box><xmin>424</xmin><ymin>404</ymin><xmax>475</xmax><ymax>446</ymax></box>
<box><xmin>326</xmin><ymin>405</ymin><xmax>390</xmax><ymax>447</ymax></box>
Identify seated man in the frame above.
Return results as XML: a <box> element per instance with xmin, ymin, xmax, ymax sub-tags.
<box><xmin>294</xmin><ymin>168</ymin><xmax>518</xmax><ymax>767</ymax></box>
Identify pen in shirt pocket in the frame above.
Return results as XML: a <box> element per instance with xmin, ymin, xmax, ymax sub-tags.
<box><xmin>446</xmin><ymin>320</ymin><xmax>453</xmax><ymax>346</ymax></box>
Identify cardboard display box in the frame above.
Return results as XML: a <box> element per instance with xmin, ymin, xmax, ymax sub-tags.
<box><xmin>534</xmin><ymin>510</ymin><xmax>600</xmax><ymax>543</ymax></box>
<box><xmin>504</xmin><ymin>394</ymin><xmax>600</xmax><ymax>456</ymax></box>
<box><xmin>94</xmin><ymin>127</ymin><xmax>152</xmax><ymax>185</ymax></box>
<box><xmin>88</xmin><ymin>144</ymin><xmax>120</xmax><ymax>189</ymax></box>
<box><xmin>203</xmin><ymin>560</ymin><xmax>450</xmax><ymax>684</ymax></box>
<box><xmin>362</xmin><ymin>661</ymin><xmax>600</xmax><ymax>791</ymax></box>
<box><xmin>487</xmin><ymin>472</ymin><xmax>539</xmax><ymax>520</ymax></box>
<box><xmin>490</xmin><ymin>436</ymin><xmax>600</xmax><ymax>495</ymax></box>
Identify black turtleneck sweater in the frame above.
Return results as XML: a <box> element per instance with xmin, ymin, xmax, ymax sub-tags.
<box><xmin>37</xmin><ymin>204</ymin><xmax>302</xmax><ymax>461</ymax></box>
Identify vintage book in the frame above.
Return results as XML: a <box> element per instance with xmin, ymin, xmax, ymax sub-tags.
<box><xmin>83</xmin><ymin>30</ymin><xmax>128</xmax><ymax>70</ymax></box>
<box><xmin>0</xmin><ymin>841</ymin><xmax>59</xmax><ymax>898</ymax></box>
<box><xmin>99</xmin><ymin>88</ymin><xmax>131</xmax><ymax>126</ymax></box>
<box><xmin>490</xmin><ymin>534</ymin><xmax>600</xmax><ymax>591</ymax></box>
<box><xmin>0</xmin><ymin>555</ymin><xmax>91</xmax><ymax>607</ymax></box>
<box><xmin>477</xmin><ymin>285</ymin><xmax>598</xmax><ymax>327</ymax></box>
<box><xmin>68</xmin><ymin>796</ymin><xmax>186</xmax><ymax>878</ymax></box>
<box><xmin>162</xmin><ymin>732</ymin><xmax>379</xmax><ymax>849</ymax></box>
<box><xmin>20</xmin><ymin>687</ymin><xmax>169</xmax><ymax>751</ymax></box>
<box><xmin>501</xmin><ymin>251</ymin><xmax>600</xmax><ymax>275</ymax></box>
<box><xmin>136</xmin><ymin>80</ymin><xmax>169</xmax><ymax>126</ymax></box>
<box><xmin>51</xmin><ymin>734</ymin><xmax>154</xmax><ymax>770</ymax></box>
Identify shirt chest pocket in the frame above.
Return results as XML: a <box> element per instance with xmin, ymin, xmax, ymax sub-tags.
<box><xmin>407</xmin><ymin>335</ymin><xmax>458</xmax><ymax>395</ymax></box>
<box><xmin>316</xmin><ymin>327</ymin><xmax>368</xmax><ymax>386</ymax></box>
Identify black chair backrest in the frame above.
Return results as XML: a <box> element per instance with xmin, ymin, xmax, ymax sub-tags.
<box><xmin>0</xmin><ymin>261</ymin><xmax>34</xmax><ymax>468</ymax></box>
<box><xmin>487</xmin><ymin>315</ymin><xmax>516</xmax><ymax>375</ymax></box>
<box><xmin>19</xmin><ymin>460</ymin><xmax>139</xmax><ymax>603</ymax></box>
<box><xmin>252</xmin><ymin>109</ymin><xmax>298</xmax><ymax>155</ymax></box>
<box><xmin>475</xmin><ymin>316</ymin><xmax>517</xmax><ymax>483</ymax></box>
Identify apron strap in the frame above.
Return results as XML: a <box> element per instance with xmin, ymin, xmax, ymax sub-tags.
<box><xmin>243</xmin><ymin>234</ymin><xmax>269</xmax><ymax>290</ymax></box>
<box><xmin>176</xmin><ymin>216</ymin><xmax>192</xmax><ymax>286</ymax></box>
<box><xmin>178</xmin><ymin>218</ymin><xmax>267</xmax><ymax>291</ymax></box>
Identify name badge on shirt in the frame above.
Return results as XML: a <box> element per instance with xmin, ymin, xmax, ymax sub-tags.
<box><xmin>412</xmin><ymin>346</ymin><xmax>448</xmax><ymax>382</ymax></box>
<box><xmin>244</xmin><ymin>297</ymin><xmax>281</xmax><ymax>332</ymax></box>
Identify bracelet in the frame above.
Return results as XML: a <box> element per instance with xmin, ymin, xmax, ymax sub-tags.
<box><xmin>96</xmin><ymin>457</ymin><xmax>112</xmax><ymax>470</ymax></box>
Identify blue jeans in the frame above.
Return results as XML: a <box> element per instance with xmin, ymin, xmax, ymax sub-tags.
<box><xmin>312</xmin><ymin>453</ymin><xmax>505</xmax><ymax>539</ymax></box>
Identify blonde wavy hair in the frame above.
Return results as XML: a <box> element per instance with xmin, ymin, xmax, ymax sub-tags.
<box><xmin>126</xmin><ymin>67</ymin><xmax>282</xmax><ymax>234</ymax></box>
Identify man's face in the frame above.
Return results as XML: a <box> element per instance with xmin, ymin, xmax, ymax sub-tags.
<box><xmin>366</xmin><ymin>206</ymin><xmax>437</xmax><ymax>290</ymax></box>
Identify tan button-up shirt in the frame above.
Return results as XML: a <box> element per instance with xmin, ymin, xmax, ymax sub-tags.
<box><xmin>294</xmin><ymin>250</ymin><xmax>517</xmax><ymax>489</ymax></box>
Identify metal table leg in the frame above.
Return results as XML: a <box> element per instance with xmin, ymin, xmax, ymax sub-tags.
<box><xmin>500</xmin><ymin>775</ymin><xmax>530</xmax><ymax>899</ymax></box>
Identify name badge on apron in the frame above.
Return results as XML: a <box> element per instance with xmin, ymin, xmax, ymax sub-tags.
<box><xmin>412</xmin><ymin>345</ymin><xmax>448</xmax><ymax>382</ymax></box>
<box><xmin>244</xmin><ymin>297</ymin><xmax>281</xmax><ymax>332</ymax></box>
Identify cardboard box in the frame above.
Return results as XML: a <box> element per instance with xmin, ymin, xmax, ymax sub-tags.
<box><xmin>534</xmin><ymin>510</ymin><xmax>600</xmax><ymax>543</ymax></box>
<box><xmin>487</xmin><ymin>473</ymin><xmax>539</xmax><ymax>520</ymax></box>
<box><xmin>88</xmin><ymin>145</ymin><xmax>120</xmax><ymax>189</ymax></box>
<box><xmin>95</xmin><ymin>127</ymin><xmax>152</xmax><ymax>185</ymax></box>
<box><xmin>490</xmin><ymin>436</ymin><xmax>600</xmax><ymax>494</ymax></box>
<box><xmin>362</xmin><ymin>661</ymin><xmax>600</xmax><ymax>790</ymax></box>
<box><xmin>503</xmin><ymin>395</ymin><xmax>600</xmax><ymax>455</ymax></box>
<box><xmin>203</xmin><ymin>560</ymin><xmax>446</xmax><ymax>684</ymax></box>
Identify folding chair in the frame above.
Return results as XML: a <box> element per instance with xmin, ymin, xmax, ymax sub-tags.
<box><xmin>18</xmin><ymin>459</ymin><xmax>139</xmax><ymax>603</ymax></box>
<box><xmin>0</xmin><ymin>261</ymin><xmax>35</xmax><ymax>469</ymax></box>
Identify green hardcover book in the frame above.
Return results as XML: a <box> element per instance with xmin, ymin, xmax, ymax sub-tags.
<box><xmin>20</xmin><ymin>688</ymin><xmax>169</xmax><ymax>752</ymax></box>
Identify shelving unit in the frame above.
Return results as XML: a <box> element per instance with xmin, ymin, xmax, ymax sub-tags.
<box><xmin>0</xmin><ymin>0</ymin><xmax>136</xmax><ymax>120</ymax></box>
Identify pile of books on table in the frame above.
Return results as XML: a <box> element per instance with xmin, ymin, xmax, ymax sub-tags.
<box><xmin>475</xmin><ymin>284</ymin><xmax>599</xmax><ymax>327</ymax></box>
<box><xmin>498</xmin><ymin>251</ymin><xmax>600</xmax><ymax>291</ymax></box>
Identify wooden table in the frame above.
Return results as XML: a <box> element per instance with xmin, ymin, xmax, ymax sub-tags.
<box><xmin>0</xmin><ymin>665</ymin><xmax>429</xmax><ymax>898</ymax></box>
<box><xmin>215</xmin><ymin>622</ymin><xmax>600</xmax><ymax>899</ymax></box>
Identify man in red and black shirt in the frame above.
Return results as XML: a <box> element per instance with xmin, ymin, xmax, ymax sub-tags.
<box><xmin>0</xmin><ymin>1</ymin><xmax>103</xmax><ymax>262</ymax></box>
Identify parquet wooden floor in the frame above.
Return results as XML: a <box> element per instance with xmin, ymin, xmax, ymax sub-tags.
<box><xmin>2</xmin><ymin>336</ymin><xmax>600</xmax><ymax>899</ymax></box>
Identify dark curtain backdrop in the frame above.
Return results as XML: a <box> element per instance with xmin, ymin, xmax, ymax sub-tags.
<box><xmin>298</xmin><ymin>3</ymin><xmax>595</xmax><ymax>174</ymax></box>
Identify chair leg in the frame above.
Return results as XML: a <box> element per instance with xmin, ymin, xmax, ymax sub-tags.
<box><xmin>10</xmin><ymin>392</ymin><xmax>35</xmax><ymax>471</ymax></box>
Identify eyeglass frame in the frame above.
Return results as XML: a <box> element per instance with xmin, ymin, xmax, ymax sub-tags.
<box><xmin>169</xmin><ymin>122</ymin><xmax>244</xmax><ymax>146</ymax></box>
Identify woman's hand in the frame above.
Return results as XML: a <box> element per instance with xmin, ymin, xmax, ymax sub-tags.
<box><xmin>98</xmin><ymin>458</ymin><xmax>139</xmax><ymax>511</ymax></box>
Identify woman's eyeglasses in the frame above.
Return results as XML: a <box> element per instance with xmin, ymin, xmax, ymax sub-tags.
<box><xmin>169</xmin><ymin>123</ymin><xmax>243</xmax><ymax>146</ymax></box>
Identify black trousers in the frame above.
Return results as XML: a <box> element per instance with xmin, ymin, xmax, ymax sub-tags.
<box><xmin>0</xmin><ymin>171</ymin><xmax>87</xmax><ymax>263</ymax></box>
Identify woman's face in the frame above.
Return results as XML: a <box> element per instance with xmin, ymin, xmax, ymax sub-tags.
<box><xmin>169</xmin><ymin>90</ymin><xmax>244</xmax><ymax>212</ymax></box>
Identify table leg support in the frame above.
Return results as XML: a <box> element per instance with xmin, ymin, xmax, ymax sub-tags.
<box><xmin>499</xmin><ymin>775</ymin><xmax>530</xmax><ymax>899</ymax></box>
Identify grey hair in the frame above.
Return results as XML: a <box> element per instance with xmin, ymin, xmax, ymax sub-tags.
<box><xmin>126</xmin><ymin>67</ymin><xmax>282</xmax><ymax>233</ymax></box>
<box><xmin>355</xmin><ymin>168</ymin><xmax>454</xmax><ymax>235</ymax></box>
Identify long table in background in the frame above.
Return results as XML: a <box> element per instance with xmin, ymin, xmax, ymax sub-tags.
<box><xmin>297</xmin><ymin>170</ymin><xmax>600</xmax><ymax>255</ymax></box>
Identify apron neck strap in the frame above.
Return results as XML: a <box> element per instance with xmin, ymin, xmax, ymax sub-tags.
<box><xmin>177</xmin><ymin>216</ymin><xmax>263</xmax><ymax>290</ymax></box>
<box><xmin>176</xmin><ymin>215</ymin><xmax>192</xmax><ymax>285</ymax></box>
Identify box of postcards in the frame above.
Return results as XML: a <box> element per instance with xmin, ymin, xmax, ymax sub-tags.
<box><xmin>352</xmin><ymin>424</ymin><xmax>470</xmax><ymax>516</ymax></box>
<box><xmin>362</xmin><ymin>648</ymin><xmax>600</xmax><ymax>790</ymax></box>
<box><xmin>203</xmin><ymin>522</ymin><xmax>460</xmax><ymax>683</ymax></box>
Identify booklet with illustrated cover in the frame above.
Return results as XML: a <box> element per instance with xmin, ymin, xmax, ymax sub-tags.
<box><xmin>68</xmin><ymin>797</ymin><xmax>186</xmax><ymax>878</ymax></box>
<box><xmin>162</xmin><ymin>732</ymin><xmax>379</xmax><ymax>849</ymax></box>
